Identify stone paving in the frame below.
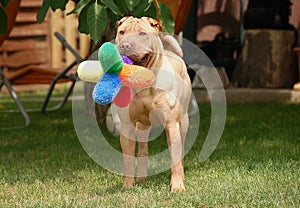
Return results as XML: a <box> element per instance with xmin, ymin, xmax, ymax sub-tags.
<box><xmin>193</xmin><ymin>88</ymin><xmax>300</xmax><ymax>103</ymax></box>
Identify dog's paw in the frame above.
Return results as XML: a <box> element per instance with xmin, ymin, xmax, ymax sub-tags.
<box><xmin>122</xmin><ymin>177</ymin><xmax>135</xmax><ymax>188</ymax></box>
<box><xmin>170</xmin><ymin>182</ymin><xmax>186</xmax><ymax>192</ymax></box>
<box><xmin>170</xmin><ymin>175</ymin><xmax>185</xmax><ymax>192</ymax></box>
<box><xmin>136</xmin><ymin>177</ymin><xmax>147</xmax><ymax>183</ymax></box>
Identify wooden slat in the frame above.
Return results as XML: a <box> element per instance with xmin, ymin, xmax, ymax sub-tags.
<box><xmin>50</xmin><ymin>10</ymin><xmax>64</xmax><ymax>68</ymax></box>
<box><xmin>0</xmin><ymin>39</ymin><xmax>47</xmax><ymax>52</ymax></box>
<box><xmin>79</xmin><ymin>34</ymin><xmax>90</xmax><ymax>58</ymax></box>
<box><xmin>0</xmin><ymin>50</ymin><xmax>48</xmax><ymax>68</ymax></box>
<box><xmin>65</xmin><ymin>1</ymin><xmax>77</xmax><ymax>65</ymax></box>
<box><xmin>7</xmin><ymin>65</ymin><xmax>74</xmax><ymax>85</ymax></box>
<box><xmin>7</xmin><ymin>64</ymin><xmax>50</xmax><ymax>72</ymax></box>
<box><xmin>20</xmin><ymin>0</ymin><xmax>43</xmax><ymax>8</ymax></box>
<box><xmin>16</xmin><ymin>12</ymin><xmax>38</xmax><ymax>23</ymax></box>
<box><xmin>9</xmin><ymin>23</ymin><xmax>48</xmax><ymax>37</ymax></box>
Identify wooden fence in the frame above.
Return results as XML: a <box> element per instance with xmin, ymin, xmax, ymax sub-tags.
<box><xmin>50</xmin><ymin>1</ymin><xmax>90</xmax><ymax>68</ymax></box>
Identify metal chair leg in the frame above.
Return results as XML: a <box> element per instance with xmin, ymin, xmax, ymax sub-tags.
<box><xmin>41</xmin><ymin>79</ymin><xmax>76</xmax><ymax>113</ymax></box>
<box><xmin>0</xmin><ymin>68</ymin><xmax>30</xmax><ymax>126</ymax></box>
<box><xmin>40</xmin><ymin>60</ymin><xmax>78</xmax><ymax>113</ymax></box>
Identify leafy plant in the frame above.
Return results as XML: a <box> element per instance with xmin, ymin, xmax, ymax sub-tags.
<box><xmin>0</xmin><ymin>0</ymin><xmax>9</xmax><ymax>34</ymax></box>
<box><xmin>36</xmin><ymin>0</ymin><xmax>174</xmax><ymax>43</ymax></box>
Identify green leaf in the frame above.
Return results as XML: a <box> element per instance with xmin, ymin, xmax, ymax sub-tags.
<box><xmin>67</xmin><ymin>0</ymin><xmax>91</xmax><ymax>15</ymax></box>
<box><xmin>101</xmin><ymin>0</ymin><xmax>122</xmax><ymax>16</ymax></box>
<box><xmin>0</xmin><ymin>7</ymin><xmax>8</xmax><ymax>34</ymax></box>
<box><xmin>37</xmin><ymin>0</ymin><xmax>51</xmax><ymax>23</ymax></box>
<box><xmin>125</xmin><ymin>0</ymin><xmax>140</xmax><ymax>11</ymax></box>
<box><xmin>157</xmin><ymin>2</ymin><xmax>174</xmax><ymax>34</ymax></box>
<box><xmin>50</xmin><ymin>0</ymin><xmax>68</xmax><ymax>12</ymax></box>
<box><xmin>106</xmin><ymin>8</ymin><xmax>119</xmax><ymax>26</ymax></box>
<box><xmin>142</xmin><ymin>2</ymin><xmax>156</xmax><ymax>19</ymax></box>
<box><xmin>133</xmin><ymin>0</ymin><xmax>152</xmax><ymax>17</ymax></box>
<box><xmin>87</xmin><ymin>3</ymin><xmax>107</xmax><ymax>43</ymax></box>
<box><xmin>0</xmin><ymin>0</ymin><xmax>9</xmax><ymax>8</ymax></box>
<box><xmin>78</xmin><ymin>4</ymin><xmax>90</xmax><ymax>34</ymax></box>
<box><xmin>114</xmin><ymin>0</ymin><xmax>128</xmax><ymax>11</ymax></box>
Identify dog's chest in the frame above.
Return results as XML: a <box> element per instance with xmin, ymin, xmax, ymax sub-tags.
<box><xmin>128</xmin><ymin>56</ymin><xmax>183</xmax><ymax>125</ymax></box>
<box><xmin>129</xmin><ymin>87</ymin><xmax>180</xmax><ymax>126</ymax></box>
<box><xmin>131</xmin><ymin>88</ymin><xmax>169</xmax><ymax>111</ymax></box>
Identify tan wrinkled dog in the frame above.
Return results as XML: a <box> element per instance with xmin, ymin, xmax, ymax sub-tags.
<box><xmin>115</xmin><ymin>16</ymin><xmax>191</xmax><ymax>192</ymax></box>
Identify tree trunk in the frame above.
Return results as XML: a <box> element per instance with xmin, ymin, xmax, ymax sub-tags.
<box><xmin>232</xmin><ymin>29</ymin><xmax>297</xmax><ymax>88</ymax></box>
<box><xmin>84</xmin><ymin>20</ymin><xmax>117</xmax><ymax>122</ymax></box>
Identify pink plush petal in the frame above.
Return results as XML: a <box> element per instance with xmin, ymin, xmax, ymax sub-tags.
<box><xmin>113</xmin><ymin>86</ymin><xmax>132</xmax><ymax>108</ymax></box>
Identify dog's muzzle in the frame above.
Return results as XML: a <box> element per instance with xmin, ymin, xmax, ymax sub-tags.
<box><xmin>118</xmin><ymin>41</ymin><xmax>150</xmax><ymax>67</ymax></box>
<box><xmin>118</xmin><ymin>41</ymin><xmax>135</xmax><ymax>55</ymax></box>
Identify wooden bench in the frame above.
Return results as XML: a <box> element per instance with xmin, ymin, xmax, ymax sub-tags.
<box><xmin>0</xmin><ymin>0</ymin><xmax>84</xmax><ymax>121</ymax></box>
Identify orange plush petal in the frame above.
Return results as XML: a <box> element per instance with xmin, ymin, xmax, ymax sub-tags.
<box><xmin>119</xmin><ymin>64</ymin><xmax>154</xmax><ymax>88</ymax></box>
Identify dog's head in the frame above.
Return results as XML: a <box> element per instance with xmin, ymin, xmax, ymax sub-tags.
<box><xmin>115</xmin><ymin>16</ymin><xmax>164</xmax><ymax>68</ymax></box>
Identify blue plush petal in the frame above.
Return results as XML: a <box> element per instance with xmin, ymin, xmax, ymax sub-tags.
<box><xmin>93</xmin><ymin>73</ymin><xmax>122</xmax><ymax>105</ymax></box>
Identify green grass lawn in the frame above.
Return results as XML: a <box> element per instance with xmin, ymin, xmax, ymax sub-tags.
<box><xmin>0</xmin><ymin>96</ymin><xmax>299</xmax><ymax>207</ymax></box>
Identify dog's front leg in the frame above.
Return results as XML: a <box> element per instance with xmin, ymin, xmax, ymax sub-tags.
<box><xmin>118</xmin><ymin>107</ymin><xmax>136</xmax><ymax>188</ymax></box>
<box><xmin>166</xmin><ymin>122</ymin><xmax>185</xmax><ymax>192</ymax></box>
<box><xmin>120</xmin><ymin>132</ymin><xmax>136</xmax><ymax>188</ymax></box>
<box><xmin>120</xmin><ymin>119</ymin><xmax>136</xmax><ymax>188</ymax></box>
<box><xmin>180</xmin><ymin>113</ymin><xmax>189</xmax><ymax>178</ymax></box>
<box><xmin>136</xmin><ymin>122</ymin><xmax>150</xmax><ymax>182</ymax></box>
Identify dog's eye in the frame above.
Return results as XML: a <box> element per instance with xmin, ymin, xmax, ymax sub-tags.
<box><xmin>119</xmin><ymin>30</ymin><xmax>125</xmax><ymax>35</ymax></box>
<box><xmin>139</xmin><ymin>32</ymin><xmax>147</xmax><ymax>36</ymax></box>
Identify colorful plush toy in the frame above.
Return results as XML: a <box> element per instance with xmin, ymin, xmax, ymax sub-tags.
<box><xmin>77</xmin><ymin>42</ymin><xmax>154</xmax><ymax>108</ymax></box>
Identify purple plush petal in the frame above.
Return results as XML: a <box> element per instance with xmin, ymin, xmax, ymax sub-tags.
<box><xmin>122</xmin><ymin>55</ymin><xmax>133</xmax><ymax>65</ymax></box>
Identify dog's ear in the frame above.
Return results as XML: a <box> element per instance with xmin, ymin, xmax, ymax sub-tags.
<box><xmin>143</xmin><ymin>17</ymin><xmax>162</xmax><ymax>32</ymax></box>
<box><xmin>117</xmin><ymin>16</ymin><xmax>131</xmax><ymax>27</ymax></box>
<box><xmin>159</xmin><ymin>34</ymin><xmax>183</xmax><ymax>57</ymax></box>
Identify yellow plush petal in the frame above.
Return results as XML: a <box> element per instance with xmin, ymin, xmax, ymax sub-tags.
<box><xmin>77</xmin><ymin>61</ymin><xmax>104</xmax><ymax>83</ymax></box>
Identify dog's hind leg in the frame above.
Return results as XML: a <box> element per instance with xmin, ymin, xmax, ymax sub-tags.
<box><xmin>135</xmin><ymin>122</ymin><xmax>150</xmax><ymax>183</ymax></box>
<box><xmin>166</xmin><ymin>121</ymin><xmax>186</xmax><ymax>192</ymax></box>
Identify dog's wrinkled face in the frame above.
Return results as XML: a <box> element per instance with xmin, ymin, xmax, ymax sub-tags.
<box><xmin>115</xmin><ymin>16</ymin><xmax>164</xmax><ymax>68</ymax></box>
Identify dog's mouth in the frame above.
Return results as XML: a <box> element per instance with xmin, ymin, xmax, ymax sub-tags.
<box><xmin>129</xmin><ymin>53</ymin><xmax>150</xmax><ymax>67</ymax></box>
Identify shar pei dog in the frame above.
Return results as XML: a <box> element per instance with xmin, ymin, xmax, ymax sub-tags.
<box><xmin>115</xmin><ymin>16</ymin><xmax>191</xmax><ymax>192</ymax></box>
